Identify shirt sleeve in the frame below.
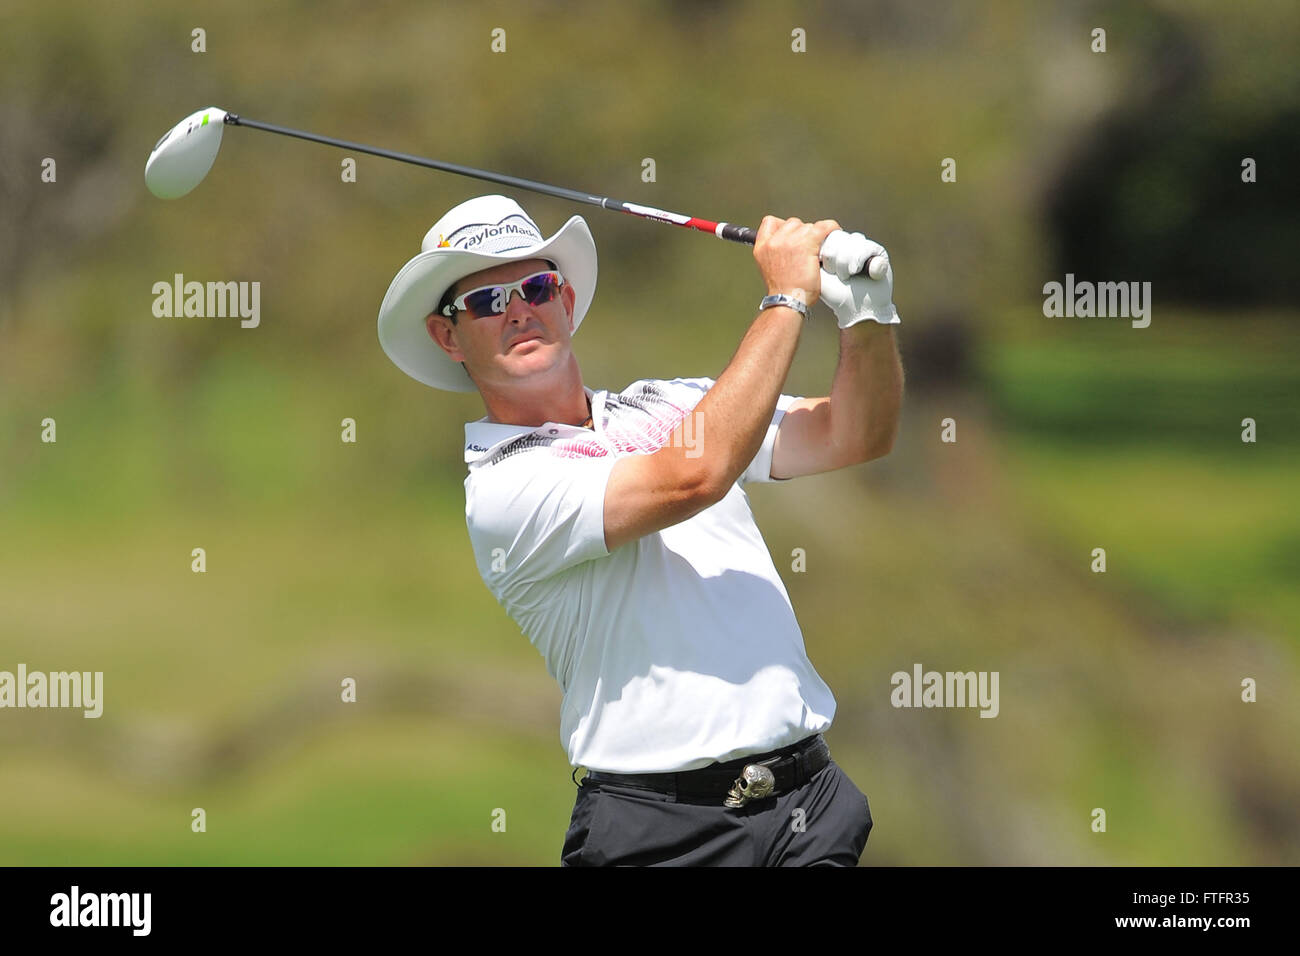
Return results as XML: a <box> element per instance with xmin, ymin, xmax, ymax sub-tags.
<box><xmin>740</xmin><ymin>390</ymin><xmax>801</xmax><ymax>484</ymax></box>
<box><xmin>661</xmin><ymin>377</ymin><xmax>802</xmax><ymax>485</ymax></box>
<box><xmin>465</xmin><ymin>453</ymin><xmax>619</xmax><ymax>590</ymax></box>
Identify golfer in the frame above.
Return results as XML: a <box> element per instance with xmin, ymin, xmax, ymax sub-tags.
<box><xmin>377</xmin><ymin>194</ymin><xmax>903</xmax><ymax>866</ymax></box>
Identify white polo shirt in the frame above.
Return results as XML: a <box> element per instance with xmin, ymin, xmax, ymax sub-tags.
<box><xmin>462</xmin><ymin>377</ymin><xmax>836</xmax><ymax>773</ymax></box>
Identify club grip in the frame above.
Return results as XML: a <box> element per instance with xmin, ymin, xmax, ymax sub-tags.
<box><xmin>721</xmin><ymin>223</ymin><xmax>758</xmax><ymax>243</ymax></box>
<box><xmin>731</xmin><ymin>223</ymin><xmax>885</xmax><ymax>277</ymax></box>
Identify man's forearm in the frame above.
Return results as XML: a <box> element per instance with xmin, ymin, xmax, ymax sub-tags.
<box><xmin>687</xmin><ymin>305</ymin><xmax>804</xmax><ymax>493</ymax></box>
<box><xmin>829</xmin><ymin>322</ymin><xmax>903</xmax><ymax>460</ymax></box>
<box><xmin>674</xmin><ymin>213</ymin><xmax>839</xmax><ymax>496</ymax></box>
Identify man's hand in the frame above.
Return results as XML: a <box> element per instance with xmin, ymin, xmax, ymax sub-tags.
<box><xmin>818</xmin><ymin>233</ymin><xmax>900</xmax><ymax>328</ymax></box>
<box><xmin>753</xmin><ymin>216</ymin><xmax>843</xmax><ymax>307</ymax></box>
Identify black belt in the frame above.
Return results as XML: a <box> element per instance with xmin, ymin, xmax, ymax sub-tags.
<box><xmin>582</xmin><ymin>734</ymin><xmax>830</xmax><ymax>808</ymax></box>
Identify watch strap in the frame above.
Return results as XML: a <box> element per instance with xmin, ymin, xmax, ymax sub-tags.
<box><xmin>759</xmin><ymin>293</ymin><xmax>811</xmax><ymax>319</ymax></box>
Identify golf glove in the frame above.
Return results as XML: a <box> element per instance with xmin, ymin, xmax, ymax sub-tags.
<box><xmin>818</xmin><ymin>231</ymin><xmax>900</xmax><ymax>328</ymax></box>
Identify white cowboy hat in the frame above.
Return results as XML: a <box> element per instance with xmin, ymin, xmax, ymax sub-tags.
<box><xmin>377</xmin><ymin>194</ymin><xmax>598</xmax><ymax>391</ymax></box>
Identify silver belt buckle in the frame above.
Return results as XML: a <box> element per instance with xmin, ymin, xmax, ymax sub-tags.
<box><xmin>724</xmin><ymin>756</ymin><xmax>781</xmax><ymax>808</ymax></box>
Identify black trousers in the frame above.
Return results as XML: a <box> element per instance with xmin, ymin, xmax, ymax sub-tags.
<box><xmin>561</xmin><ymin>755</ymin><xmax>873</xmax><ymax>866</ymax></box>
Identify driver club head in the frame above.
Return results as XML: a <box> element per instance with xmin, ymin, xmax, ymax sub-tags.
<box><xmin>145</xmin><ymin>107</ymin><xmax>227</xmax><ymax>199</ymax></box>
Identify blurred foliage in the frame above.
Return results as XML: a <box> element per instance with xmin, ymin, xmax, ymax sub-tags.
<box><xmin>982</xmin><ymin>313</ymin><xmax>1300</xmax><ymax>635</ymax></box>
<box><xmin>1</xmin><ymin>0</ymin><xmax>1298</xmax><ymax>865</ymax></box>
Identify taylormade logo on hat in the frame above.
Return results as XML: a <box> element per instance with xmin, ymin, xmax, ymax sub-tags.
<box><xmin>437</xmin><ymin>214</ymin><xmax>544</xmax><ymax>253</ymax></box>
<box><xmin>377</xmin><ymin>194</ymin><xmax>599</xmax><ymax>392</ymax></box>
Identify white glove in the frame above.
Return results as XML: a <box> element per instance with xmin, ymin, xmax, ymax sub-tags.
<box><xmin>818</xmin><ymin>231</ymin><xmax>900</xmax><ymax>329</ymax></box>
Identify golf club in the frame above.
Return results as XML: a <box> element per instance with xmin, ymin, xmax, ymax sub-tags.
<box><xmin>145</xmin><ymin>107</ymin><xmax>889</xmax><ymax>280</ymax></box>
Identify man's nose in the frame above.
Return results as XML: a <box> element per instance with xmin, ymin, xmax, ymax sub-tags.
<box><xmin>504</xmin><ymin>290</ymin><xmax>531</xmax><ymax>320</ymax></box>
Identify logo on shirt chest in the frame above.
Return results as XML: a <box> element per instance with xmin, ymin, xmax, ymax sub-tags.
<box><xmin>603</xmin><ymin>391</ymin><xmax>703</xmax><ymax>458</ymax></box>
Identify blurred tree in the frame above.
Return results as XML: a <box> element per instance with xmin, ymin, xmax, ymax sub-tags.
<box><xmin>0</xmin><ymin>36</ymin><xmax>129</xmax><ymax>326</ymax></box>
<box><xmin>1041</xmin><ymin>11</ymin><xmax>1298</xmax><ymax>305</ymax></box>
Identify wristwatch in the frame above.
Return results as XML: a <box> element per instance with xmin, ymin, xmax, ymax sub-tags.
<box><xmin>759</xmin><ymin>293</ymin><xmax>811</xmax><ymax>319</ymax></box>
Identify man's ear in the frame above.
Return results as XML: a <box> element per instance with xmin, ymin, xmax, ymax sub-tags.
<box><xmin>426</xmin><ymin>312</ymin><xmax>464</xmax><ymax>361</ymax></box>
<box><xmin>563</xmin><ymin>283</ymin><xmax>577</xmax><ymax>332</ymax></box>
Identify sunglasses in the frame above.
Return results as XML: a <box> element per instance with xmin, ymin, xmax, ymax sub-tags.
<box><xmin>442</xmin><ymin>269</ymin><xmax>565</xmax><ymax>319</ymax></box>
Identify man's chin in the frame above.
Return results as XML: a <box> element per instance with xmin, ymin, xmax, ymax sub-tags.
<box><xmin>487</xmin><ymin>349</ymin><xmax>561</xmax><ymax>382</ymax></box>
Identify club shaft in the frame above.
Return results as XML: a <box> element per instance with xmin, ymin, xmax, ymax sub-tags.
<box><xmin>226</xmin><ymin>113</ymin><xmax>759</xmax><ymax>243</ymax></box>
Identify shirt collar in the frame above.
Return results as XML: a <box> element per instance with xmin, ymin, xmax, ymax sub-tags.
<box><xmin>464</xmin><ymin>386</ymin><xmax>601</xmax><ymax>463</ymax></box>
